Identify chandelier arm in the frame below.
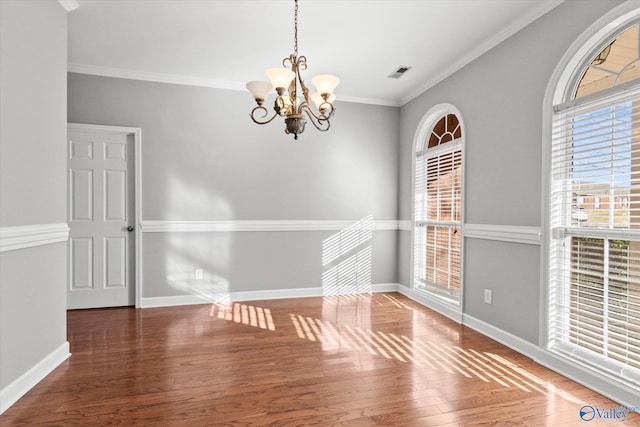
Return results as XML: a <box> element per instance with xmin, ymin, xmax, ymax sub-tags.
<box><xmin>317</xmin><ymin>100</ymin><xmax>336</xmax><ymax>119</ymax></box>
<box><xmin>283</xmin><ymin>54</ymin><xmax>295</xmax><ymax>69</ymax></box>
<box><xmin>300</xmin><ymin>104</ymin><xmax>331</xmax><ymax>132</ymax></box>
<box><xmin>288</xmin><ymin>56</ymin><xmax>298</xmax><ymax>108</ymax></box>
<box><xmin>299</xmin><ymin>100</ymin><xmax>335</xmax><ymax>121</ymax></box>
<box><xmin>297</xmin><ymin>55</ymin><xmax>307</xmax><ymax>72</ymax></box>
<box><xmin>295</xmin><ymin>56</ymin><xmax>310</xmax><ymax>102</ymax></box>
<box><xmin>249</xmin><ymin>105</ymin><xmax>280</xmax><ymax>125</ymax></box>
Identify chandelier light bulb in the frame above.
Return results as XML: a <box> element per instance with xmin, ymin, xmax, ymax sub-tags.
<box><xmin>311</xmin><ymin>74</ymin><xmax>340</xmax><ymax>96</ymax></box>
<box><xmin>266</xmin><ymin>68</ymin><xmax>296</xmax><ymax>91</ymax></box>
<box><xmin>246</xmin><ymin>81</ymin><xmax>273</xmax><ymax>104</ymax></box>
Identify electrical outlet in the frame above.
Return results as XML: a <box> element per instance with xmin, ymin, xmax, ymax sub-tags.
<box><xmin>195</xmin><ymin>268</ymin><xmax>204</xmax><ymax>280</ymax></box>
<box><xmin>484</xmin><ymin>289</ymin><xmax>493</xmax><ymax>304</ymax></box>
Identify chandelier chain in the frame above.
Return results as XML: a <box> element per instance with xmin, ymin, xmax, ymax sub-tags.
<box><xmin>294</xmin><ymin>0</ymin><xmax>298</xmax><ymax>57</ymax></box>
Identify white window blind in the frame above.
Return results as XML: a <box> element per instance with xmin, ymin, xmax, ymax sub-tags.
<box><xmin>414</xmin><ymin>140</ymin><xmax>462</xmax><ymax>300</ymax></box>
<box><xmin>550</xmin><ymin>83</ymin><xmax>640</xmax><ymax>386</ymax></box>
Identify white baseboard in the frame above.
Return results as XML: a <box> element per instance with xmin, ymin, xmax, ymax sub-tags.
<box><xmin>140</xmin><ymin>294</ymin><xmax>211</xmax><ymax>308</ymax></box>
<box><xmin>226</xmin><ymin>287</ymin><xmax>325</xmax><ymax>303</ymax></box>
<box><xmin>140</xmin><ymin>283</ymin><xmax>400</xmax><ymax>308</ymax></box>
<box><xmin>397</xmin><ymin>285</ymin><xmax>463</xmax><ymax>323</ymax></box>
<box><xmin>463</xmin><ymin>313</ymin><xmax>640</xmax><ymax>407</ymax></box>
<box><xmin>397</xmin><ymin>285</ymin><xmax>538</xmax><ymax>358</ymax></box>
<box><xmin>458</xmin><ymin>313</ymin><xmax>640</xmax><ymax>408</ymax></box>
<box><xmin>534</xmin><ymin>349</ymin><xmax>640</xmax><ymax>409</ymax></box>
<box><xmin>0</xmin><ymin>341</ymin><xmax>70</xmax><ymax>414</ymax></box>
<box><xmin>461</xmin><ymin>314</ymin><xmax>541</xmax><ymax>361</ymax></box>
<box><xmin>397</xmin><ymin>285</ymin><xmax>640</xmax><ymax>406</ymax></box>
<box><xmin>370</xmin><ymin>283</ymin><xmax>400</xmax><ymax>293</ymax></box>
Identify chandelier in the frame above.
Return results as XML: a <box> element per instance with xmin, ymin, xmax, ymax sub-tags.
<box><xmin>246</xmin><ymin>0</ymin><xmax>339</xmax><ymax>140</ymax></box>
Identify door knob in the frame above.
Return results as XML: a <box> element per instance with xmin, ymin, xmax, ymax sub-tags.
<box><xmin>127</xmin><ymin>226</ymin><xmax>134</xmax><ymax>232</ymax></box>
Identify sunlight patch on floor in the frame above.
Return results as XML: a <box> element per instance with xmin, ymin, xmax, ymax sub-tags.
<box><xmin>210</xmin><ymin>302</ymin><xmax>276</xmax><ymax>331</ymax></box>
<box><xmin>288</xmin><ymin>309</ymin><xmax>577</xmax><ymax>398</ymax></box>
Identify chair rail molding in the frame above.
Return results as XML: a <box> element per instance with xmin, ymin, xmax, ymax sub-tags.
<box><xmin>463</xmin><ymin>223</ymin><xmax>541</xmax><ymax>245</ymax></box>
<box><xmin>398</xmin><ymin>220</ymin><xmax>412</xmax><ymax>231</ymax></box>
<box><xmin>140</xmin><ymin>219</ymin><xmax>404</xmax><ymax>233</ymax></box>
<box><xmin>58</xmin><ymin>0</ymin><xmax>79</xmax><ymax>12</ymax></box>
<box><xmin>0</xmin><ymin>223</ymin><xmax>70</xmax><ymax>253</ymax></box>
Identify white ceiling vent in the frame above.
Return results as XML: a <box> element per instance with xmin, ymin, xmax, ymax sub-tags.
<box><xmin>387</xmin><ymin>66</ymin><xmax>413</xmax><ymax>79</ymax></box>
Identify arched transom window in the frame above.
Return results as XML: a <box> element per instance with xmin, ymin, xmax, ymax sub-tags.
<box><xmin>428</xmin><ymin>114</ymin><xmax>462</xmax><ymax>148</ymax></box>
<box><xmin>414</xmin><ymin>111</ymin><xmax>463</xmax><ymax>302</ymax></box>
<box><xmin>575</xmin><ymin>24</ymin><xmax>640</xmax><ymax>99</ymax></box>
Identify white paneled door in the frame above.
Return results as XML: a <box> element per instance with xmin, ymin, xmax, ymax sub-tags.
<box><xmin>68</xmin><ymin>128</ymin><xmax>135</xmax><ymax>309</ymax></box>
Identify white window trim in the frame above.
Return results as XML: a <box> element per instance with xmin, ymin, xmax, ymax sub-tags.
<box><xmin>410</xmin><ymin>104</ymin><xmax>465</xmax><ymax>313</ymax></box>
<box><xmin>541</xmin><ymin>1</ymin><xmax>640</xmax><ymax>403</ymax></box>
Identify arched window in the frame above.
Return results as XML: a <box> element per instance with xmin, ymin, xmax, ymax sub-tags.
<box><xmin>413</xmin><ymin>107</ymin><xmax>463</xmax><ymax>303</ymax></box>
<box><xmin>549</xmin><ymin>13</ymin><xmax>640</xmax><ymax>389</ymax></box>
<box><xmin>575</xmin><ymin>24</ymin><xmax>640</xmax><ymax>99</ymax></box>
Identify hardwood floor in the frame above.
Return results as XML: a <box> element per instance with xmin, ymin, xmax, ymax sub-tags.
<box><xmin>1</xmin><ymin>293</ymin><xmax>634</xmax><ymax>426</ymax></box>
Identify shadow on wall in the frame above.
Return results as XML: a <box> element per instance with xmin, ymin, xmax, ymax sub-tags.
<box><xmin>322</xmin><ymin>215</ymin><xmax>374</xmax><ymax>295</ymax></box>
<box><xmin>164</xmin><ymin>173</ymin><xmax>233</xmax><ymax>303</ymax></box>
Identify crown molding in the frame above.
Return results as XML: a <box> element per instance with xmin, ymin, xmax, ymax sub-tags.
<box><xmin>66</xmin><ymin>1</ymin><xmax>562</xmax><ymax>108</ymax></box>
<box><xmin>398</xmin><ymin>0</ymin><xmax>565</xmax><ymax>106</ymax></box>
<box><xmin>333</xmin><ymin>95</ymin><xmax>399</xmax><ymax>108</ymax></box>
<box><xmin>58</xmin><ymin>0</ymin><xmax>79</xmax><ymax>12</ymax></box>
<box><xmin>67</xmin><ymin>63</ymin><xmax>399</xmax><ymax>107</ymax></box>
<box><xmin>67</xmin><ymin>63</ymin><xmax>245</xmax><ymax>91</ymax></box>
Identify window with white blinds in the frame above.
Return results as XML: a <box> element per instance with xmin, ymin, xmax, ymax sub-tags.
<box><xmin>414</xmin><ymin>113</ymin><xmax>462</xmax><ymax>301</ymax></box>
<box><xmin>549</xmin><ymin>84</ymin><xmax>640</xmax><ymax>386</ymax></box>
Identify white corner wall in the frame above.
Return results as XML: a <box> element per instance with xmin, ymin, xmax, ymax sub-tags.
<box><xmin>0</xmin><ymin>0</ymin><xmax>70</xmax><ymax>413</ymax></box>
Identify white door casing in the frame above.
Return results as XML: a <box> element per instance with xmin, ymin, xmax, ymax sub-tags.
<box><xmin>67</xmin><ymin>124</ymin><xmax>141</xmax><ymax>309</ymax></box>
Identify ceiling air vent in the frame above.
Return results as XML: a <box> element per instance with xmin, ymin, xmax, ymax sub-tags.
<box><xmin>387</xmin><ymin>66</ymin><xmax>412</xmax><ymax>79</ymax></box>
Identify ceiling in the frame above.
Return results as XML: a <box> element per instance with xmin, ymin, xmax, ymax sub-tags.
<box><xmin>68</xmin><ymin>0</ymin><xmax>563</xmax><ymax>107</ymax></box>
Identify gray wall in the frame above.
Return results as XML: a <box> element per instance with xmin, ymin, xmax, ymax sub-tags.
<box><xmin>141</xmin><ymin>231</ymin><xmax>397</xmax><ymax>298</ymax></box>
<box><xmin>397</xmin><ymin>0</ymin><xmax>624</xmax><ymax>343</ymax></box>
<box><xmin>0</xmin><ymin>0</ymin><xmax>68</xmax><ymax>388</ymax></box>
<box><xmin>68</xmin><ymin>74</ymin><xmax>400</xmax><ymax>298</ymax></box>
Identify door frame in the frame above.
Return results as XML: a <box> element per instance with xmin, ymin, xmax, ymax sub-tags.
<box><xmin>67</xmin><ymin>123</ymin><xmax>142</xmax><ymax>308</ymax></box>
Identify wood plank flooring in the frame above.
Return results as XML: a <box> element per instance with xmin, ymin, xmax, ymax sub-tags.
<box><xmin>1</xmin><ymin>293</ymin><xmax>635</xmax><ymax>426</ymax></box>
